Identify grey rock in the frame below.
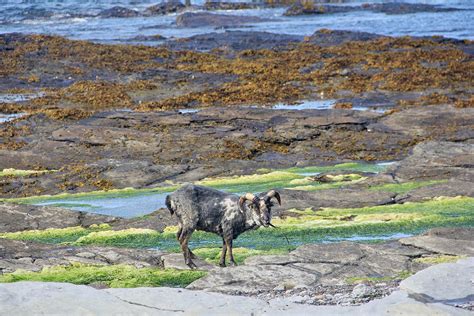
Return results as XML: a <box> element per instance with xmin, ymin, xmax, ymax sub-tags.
<box><xmin>400</xmin><ymin>258</ymin><xmax>474</xmax><ymax>301</ymax></box>
<box><xmin>290</xmin><ymin>242</ymin><xmax>365</xmax><ymax>264</ymax></box>
<box><xmin>187</xmin><ymin>264</ymin><xmax>318</xmax><ymax>293</ymax></box>
<box><xmin>0</xmin><ymin>239</ymin><xmax>163</xmax><ymax>273</ymax></box>
<box><xmin>243</xmin><ymin>254</ymin><xmax>299</xmax><ymax>266</ymax></box>
<box><xmin>399</xmin><ymin>236</ymin><xmax>474</xmax><ymax>256</ymax></box>
<box><xmin>351</xmin><ymin>284</ymin><xmax>372</xmax><ymax>298</ymax></box>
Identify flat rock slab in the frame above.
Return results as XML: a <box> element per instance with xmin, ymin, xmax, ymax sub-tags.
<box><xmin>187</xmin><ymin>264</ymin><xmax>319</xmax><ymax>293</ymax></box>
<box><xmin>0</xmin><ymin>203</ymin><xmax>119</xmax><ymax>233</ymax></box>
<box><xmin>400</xmin><ymin>236</ymin><xmax>474</xmax><ymax>256</ymax></box>
<box><xmin>400</xmin><ymin>257</ymin><xmax>474</xmax><ymax>302</ymax></box>
<box><xmin>0</xmin><ymin>239</ymin><xmax>163</xmax><ymax>273</ymax></box>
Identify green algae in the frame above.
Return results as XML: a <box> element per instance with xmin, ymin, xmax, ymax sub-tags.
<box><xmin>0</xmin><ymin>168</ymin><xmax>55</xmax><ymax>177</ymax></box>
<box><xmin>0</xmin><ymin>263</ymin><xmax>206</xmax><ymax>288</ymax></box>
<box><xmin>0</xmin><ymin>224</ymin><xmax>111</xmax><ymax>244</ymax></box>
<box><xmin>413</xmin><ymin>255</ymin><xmax>465</xmax><ymax>265</ymax></box>
<box><xmin>346</xmin><ymin>271</ymin><xmax>412</xmax><ymax>284</ymax></box>
<box><xmin>368</xmin><ymin>180</ymin><xmax>448</xmax><ymax>194</ymax></box>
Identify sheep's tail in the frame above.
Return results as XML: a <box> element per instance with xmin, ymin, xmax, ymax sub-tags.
<box><xmin>165</xmin><ymin>195</ymin><xmax>174</xmax><ymax>216</ymax></box>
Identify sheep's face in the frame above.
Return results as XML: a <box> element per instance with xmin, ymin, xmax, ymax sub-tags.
<box><xmin>240</xmin><ymin>190</ymin><xmax>281</xmax><ymax>227</ymax></box>
<box><xmin>258</xmin><ymin>197</ymin><xmax>275</xmax><ymax>227</ymax></box>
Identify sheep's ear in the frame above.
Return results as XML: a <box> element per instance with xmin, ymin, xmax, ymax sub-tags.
<box><xmin>266</xmin><ymin>190</ymin><xmax>281</xmax><ymax>205</ymax></box>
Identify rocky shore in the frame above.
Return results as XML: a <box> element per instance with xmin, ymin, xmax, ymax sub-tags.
<box><xmin>1</xmin><ymin>4</ymin><xmax>473</xmax><ymax>313</ymax></box>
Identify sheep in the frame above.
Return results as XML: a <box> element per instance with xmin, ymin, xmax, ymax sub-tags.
<box><xmin>165</xmin><ymin>184</ymin><xmax>281</xmax><ymax>268</ymax></box>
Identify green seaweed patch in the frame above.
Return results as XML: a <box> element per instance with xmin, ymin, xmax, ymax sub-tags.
<box><xmin>0</xmin><ymin>263</ymin><xmax>206</xmax><ymax>288</ymax></box>
<box><xmin>0</xmin><ymin>224</ymin><xmax>111</xmax><ymax>244</ymax></box>
<box><xmin>3</xmin><ymin>198</ymin><xmax>473</xmax><ymax>253</ymax></box>
<box><xmin>368</xmin><ymin>180</ymin><xmax>448</xmax><ymax>194</ymax></box>
<box><xmin>0</xmin><ymin>168</ymin><xmax>56</xmax><ymax>177</ymax></box>
<box><xmin>0</xmin><ymin>186</ymin><xmax>179</xmax><ymax>205</ymax></box>
<box><xmin>193</xmin><ymin>247</ymin><xmax>289</xmax><ymax>265</ymax></box>
<box><xmin>346</xmin><ymin>271</ymin><xmax>412</xmax><ymax>284</ymax></box>
<box><xmin>413</xmin><ymin>255</ymin><xmax>465</xmax><ymax>265</ymax></box>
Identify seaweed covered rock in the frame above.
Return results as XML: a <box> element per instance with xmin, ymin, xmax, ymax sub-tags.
<box><xmin>164</xmin><ymin>31</ymin><xmax>303</xmax><ymax>51</ymax></box>
<box><xmin>306</xmin><ymin>29</ymin><xmax>385</xmax><ymax>47</ymax></box>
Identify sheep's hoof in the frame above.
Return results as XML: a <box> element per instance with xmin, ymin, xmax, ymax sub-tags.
<box><xmin>229</xmin><ymin>261</ymin><xmax>237</xmax><ymax>267</ymax></box>
<box><xmin>219</xmin><ymin>262</ymin><xmax>226</xmax><ymax>267</ymax></box>
<box><xmin>187</xmin><ymin>261</ymin><xmax>197</xmax><ymax>269</ymax></box>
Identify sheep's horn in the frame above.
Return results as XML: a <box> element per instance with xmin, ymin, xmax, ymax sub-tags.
<box><xmin>239</xmin><ymin>193</ymin><xmax>258</xmax><ymax>210</ymax></box>
<box><xmin>266</xmin><ymin>190</ymin><xmax>281</xmax><ymax>205</ymax></box>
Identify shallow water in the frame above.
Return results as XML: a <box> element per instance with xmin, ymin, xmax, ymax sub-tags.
<box><xmin>0</xmin><ymin>93</ymin><xmax>44</xmax><ymax>103</ymax></box>
<box><xmin>32</xmin><ymin>161</ymin><xmax>391</xmax><ymax>218</ymax></box>
<box><xmin>0</xmin><ymin>0</ymin><xmax>472</xmax><ymax>44</ymax></box>
<box><xmin>36</xmin><ymin>191</ymin><xmax>169</xmax><ymax>218</ymax></box>
<box><xmin>0</xmin><ymin>112</ymin><xmax>26</xmax><ymax>123</ymax></box>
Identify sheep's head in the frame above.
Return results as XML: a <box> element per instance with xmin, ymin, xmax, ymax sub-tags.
<box><xmin>239</xmin><ymin>190</ymin><xmax>281</xmax><ymax>227</ymax></box>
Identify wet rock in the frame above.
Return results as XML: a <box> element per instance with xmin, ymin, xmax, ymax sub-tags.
<box><xmin>176</xmin><ymin>12</ymin><xmax>265</xmax><ymax>28</ymax></box>
<box><xmin>164</xmin><ymin>31</ymin><xmax>303</xmax><ymax>52</ymax></box>
<box><xmin>98</xmin><ymin>6</ymin><xmax>140</xmax><ymax>18</ymax></box>
<box><xmin>284</xmin><ymin>4</ymin><xmax>352</xmax><ymax>16</ymax></box>
<box><xmin>362</xmin><ymin>3</ymin><xmax>460</xmax><ymax>15</ymax></box>
<box><xmin>284</xmin><ymin>2</ymin><xmax>459</xmax><ymax>16</ymax></box>
<box><xmin>0</xmin><ymin>203</ymin><xmax>119</xmax><ymax>233</ymax></box>
<box><xmin>144</xmin><ymin>1</ymin><xmax>185</xmax><ymax>16</ymax></box>
<box><xmin>204</xmin><ymin>2</ymin><xmax>259</xmax><ymax>11</ymax></box>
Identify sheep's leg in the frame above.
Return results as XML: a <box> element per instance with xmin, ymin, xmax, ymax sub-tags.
<box><xmin>177</xmin><ymin>225</ymin><xmax>196</xmax><ymax>259</ymax></box>
<box><xmin>225</xmin><ymin>237</ymin><xmax>237</xmax><ymax>266</ymax></box>
<box><xmin>179</xmin><ymin>229</ymin><xmax>197</xmax><ymax>269</ymax></box>
<box><xmin>219</xmin><ymin>239</ymin><xmax>227</xmax><ymax>267</ymax></box>
<box><xmin>188</xmin><ymin>248</ymin><xmax>197</xmax><ymax>259</ymax></box>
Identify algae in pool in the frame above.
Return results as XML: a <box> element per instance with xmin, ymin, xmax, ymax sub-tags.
<box><xmin>1</xmin><ymin>162</ymin><xmax>392</xmax><ymax>218</ymax></box>
<box><xmin>3</xmin><ymin>197</ymin><xmax>473</xmax><ymax>262</ymax></box>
